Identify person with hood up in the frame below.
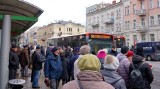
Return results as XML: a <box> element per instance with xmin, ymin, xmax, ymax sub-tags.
<box><xmin>116</xmin><ymin>46</ymin><xmax>129</xmax><ymax>62</ymax></box>
<box><xmin>117</xmin><ymin>51</ymin><xmax>134</xmax><ymax>88</ymax></box>
<box><xmin>101</xmin><ymin>55</ymin><xmax>126</xmax><ymax>89</ymax></box>
<box><xmin>61</xmin><ymin>54</ymin><xmax>114</xmax><ymax>89</ymax></box>
<box><xmin>97</xmin><ymin>50</ymin><xmax>107</xmax><ymax>70</ymax></box>
<box><xmin>129</xmin><ymin>55</ymin><xmax>153</xmax><ymax>89</ymax></box>
<box><xmin>73</xmin><ymin>45</ymin><xmax>91</xmax><ymax>80</ymax></box>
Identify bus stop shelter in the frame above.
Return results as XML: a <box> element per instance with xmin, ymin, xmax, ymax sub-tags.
<box><xmin>0</xmin><ymin>0</ymin><xmax>43</xmax><ymax>88</ymax></box>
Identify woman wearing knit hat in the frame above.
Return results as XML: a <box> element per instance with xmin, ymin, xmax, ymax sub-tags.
<box><xmin>61</xmin><ymin>54</ymin><xmax>114</xmax><ymax>89</ymax></box>
<box><xmin>117</xmin><ymin>51</ymin><xmax>134</xmax><ymax>88</ymax></box>
<box><xmin>73</xmin><ymin>45</ymin><xmax>91</xmax><ymax>80</ymax></box>
<box><xmin>97</xmin><ymin>50</ymin><xmax>107</xmax><ymax>70</ymax></box>
<box><xmin>101</xmin><ymin>55</ymin><xmax>126</xmax><ymax>89</ymax></box>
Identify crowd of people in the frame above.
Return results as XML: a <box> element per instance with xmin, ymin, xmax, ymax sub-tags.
<box><xmin>9</xmin><ymin>43</ymin><xmax>154</xmax><ymax>89</ymax></box>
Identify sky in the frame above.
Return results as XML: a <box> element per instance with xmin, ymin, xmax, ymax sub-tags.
<box><xmin>25</xmin><ymin>0</ymin><xmax>120</xmax><ymax>28</ymax></box>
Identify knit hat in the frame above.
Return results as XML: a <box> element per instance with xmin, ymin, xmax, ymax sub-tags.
<box><xmin>51</xmin><ymin>46</ymin><xmax>59</xmax><ymax>53</ymax></box>
<box><xmin>74</xmin><ymin>47</ymin><xmax>80</xmax><ymax>52</ymax></box>
<box><xmin>97</xmin><ymin>50</ymin><xmax>107</xmax><ymax>59</ymax></box>
<box><xmin>126</xmin><ymin>51</ymin><xmax>134</xmax><ymax>57</ymax></box>
<box><xmin>78</xmin><ymin>54</ymin><xmax>101</xmax><ymax>71</ymax></box>
<box><xmin>11</xmin><ymin>44</ymin><xmax>17</xmax><ymax>48</ymax></box>
<box><xmin>121</xmin><ymin>46</ymin><xmax>129</xmax><ymax>54</ymax></box>
<box><xmin>103</xmin><ymin>55</ymin><xmax>119</xmax><ymax>70</ymax></box>
<box><xmin>79</xmin><ymin>45</ymin><xmax>90</xmax><ymax>55</ymax></box>
<box><xmin>36</xmin><ymin>45</ymin><xmax>41</xmax><ymax>49</ymax></box>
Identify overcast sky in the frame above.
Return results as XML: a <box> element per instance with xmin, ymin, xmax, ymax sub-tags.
<box><xmin>25</xmin><ymin>0</ymin><xmax>120</xmax><ymax>27</ymax></box>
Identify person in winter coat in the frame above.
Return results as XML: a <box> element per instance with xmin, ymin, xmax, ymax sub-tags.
<box><xmin>117</xmin><ymin>51</ymin><xmax>134</xmax><ymax>88</ymax></box>
<box><xmin>129</xmin><ymin>55</ymin><xmax>153</xmax><ymax>89</ymax></box>
<box><xmin>61</xmin><ymin>54</ymin><xmax>115</xmax><ymax>89</ymax></box>
<box><xmin>109</xmin><ymin>45</ymin><xmax>118</xmax><ymax>57</ymax></box>
<box><xmin>44</xmin><ymin>46</ymin><xmax>63</xmax><ymax>89</ymax></box>
<box><xmin>60</xmin><ymin>51</ymin><xmax>69</xmax><ymax>85</ymax></box>
<box><xmin>73</xmin><ymin>45</ymin><xmax>91</xmax><ymax>80</ymax></box>
<box><xmin>9</xmin><ymin>45</ymin><xmax>19</xmax><ymax>80</ymax></box>
<box><xmin>32</xmin><ymin>45</ymin><xmax>45</xmax><ymax>88</ymax></box>
<box><xmin>97</xmin><ymin>50</ymin><xmax>107</xmax><ymax>70</ymax></box>
<box><xmin>116</xmin><ymin>46</ymin><xmax>129</xmax><ymax>62</ymax></box>
<box><xmin>101</xmin><ymin>55</ymin><xmax>126</xmax><ymax>89</ymax></box>
<box><xmin>20</xmin><ymin>45</ymin><xmax>30</xmax><ymax>77</ymax></box>
<box><xmin>68</xmin><ymin>47</ymin><xmax>80</xmax><ymax>80</ymax></box>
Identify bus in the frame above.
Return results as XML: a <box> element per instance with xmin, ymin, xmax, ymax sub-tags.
<box><xmin>114</xmin><ymin>36</ymin><xmax>126</xmax><ymax>49</ymax></box>
<box><xmin>47</xmin><ymin>33</ymin><xmax>114</xmax><ymax>53</ymax></box>
<box><xmin>136</xmin><ymin>42</ymin><xmax>160</xmax><ymax>61</ymax></box>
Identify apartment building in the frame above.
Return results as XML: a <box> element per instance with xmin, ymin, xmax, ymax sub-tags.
<box><xmin>86</xmin><ymin>0</ymin><xmax>124</xmax><ymax>36</ymax></box>
<box><xmin>123</xmin><ymin>0</ymin><xmax>160</xmax><ymax>47</ymax></box>
<box><xmin>36</xmin><ymin>21</ymin><xmax>85</xmax><ymax>46</ymax></box>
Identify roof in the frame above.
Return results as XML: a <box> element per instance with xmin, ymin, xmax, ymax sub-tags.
<box><xmin>0</xmin><ymin>0</ymin><xmax>43</xmax><ymax>37</ymax></box>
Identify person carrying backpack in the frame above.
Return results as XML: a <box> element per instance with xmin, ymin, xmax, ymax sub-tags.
<box><xmin>129</xmin><ymin>55</ymin><xmax>153</xmax><ymax>89</ymax></box>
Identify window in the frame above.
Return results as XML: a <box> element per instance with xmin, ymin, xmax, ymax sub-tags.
<box><xmin>59</xmin><ymin>28</ymin><xmax>61</xmax><ymax>31</ymax></box>
<box><xmin>150</xmin><ymin>0</ymin><xmax>154</xmax><ymax>9</ymax></box>
<box><xmin>150</xmin><ymin>34</ymin><xmax>155</xmax><ymax>41</ymax></box>
<box><xmin>78</xmin><ymin>28</ymin><xmax>80</xmax><ymax>32</ymax></box>
<box><xmin>158</xmin><ymin>15</ymin><xmax>160</xmax><ymax>25</ymax></box>
<box><xmin>125</xmin><ymin>6</ymin><xmax>130</xmax><ymax>15</ymax></box>
<box><xmin>133</xmin><ymin>20</ymin><xmax>136</xmax><ymax>28</ymax></box>
<box><xmin>133</xmin><ymin>35</ymin><xmax>137</xmax><ymax>42</ymax></box>
<box><xmin>141</xmin><ymin>34</ymin><xmax>146</xmax><ymax>42</ymax></box>
<box><xmin>158</xmin><ymin>0</ymin><xmax>160</xmax><ymax>7</ymax></box>
<box><xmin>97</xmin><ymin>16</ymin><xmax>99</xmax><ymax>23</ymax></box>
<box><xmin>141</xmin><ymin>18</ymin><xmax>145</xmax><ymax>26</ymax></box>
<box><xmin>133</xmin><ymin>4</ymin><xmax>136</xmax><ymax>13</ymax></box>
<box><xmin>125</xmin><ymin>21</ymin><xmax>128</xmax><ymax>30</ymax></box>
<box><xmin>128</xmin><ymin>21</ymin><xmax>130</xmax><ymax>30</ymax></box>
<box><xmin>150</xmin><ymin>16</ymin><xmax>154</xmax><ymax>26</ymax></box>
<box><xmin>101</xmin><ymin>15</ymin><xmax>104</xmax><ymax>23</ymax></box>
<box><xmin>141</xmin><ymin>1</ymin><xmax>145</xmax><ymax>9</ymax></box>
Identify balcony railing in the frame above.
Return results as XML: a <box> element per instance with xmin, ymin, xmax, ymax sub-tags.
<box><xmin>136</xmin><ymin>25</ymin><xmax>148</xmax><ymax>32</ymax></box>
<box><xmin>92</xmin><ymin>22</ymin><xmax>99</xmax><ymax>27</ymax></box>
<box><xmin>136</xmin><ymin>9</ymin><xmax>146</xmax><ymax>16</ymax></box>
<box><xmin>104</xmin><ymin>19</ymin><xmax>114</xmax><ymax>24</ymax></box>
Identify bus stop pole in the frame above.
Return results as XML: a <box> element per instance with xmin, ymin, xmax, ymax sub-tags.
<box><xmin>0</xmin><ymin>15</ymin><xmax>11</xmax><ymax>89</ymax></box>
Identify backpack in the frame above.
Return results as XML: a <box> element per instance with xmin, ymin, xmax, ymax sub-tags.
<box><xmin>130</xmin><ymin>62</ymin><xmax>145</xmax><ymax>89</ymax></box>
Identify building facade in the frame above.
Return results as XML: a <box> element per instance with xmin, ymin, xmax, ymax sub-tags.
<box><xmin>86</xmin><ymin>1</ymin><xmax>124</xmax><ymax>36</ymax></box>
<box><xmin>36</xmin><ymin>21</ymin><xmax>85</xmax><ymax>46</ymax></box>
<box><xmin>124</xmin><ymin>0</ymin><xmax>160</xmax><ymax>47</ymax></box>
<box><xmin>86</xmin><ymin>0</ymin><xmax>160</xmax><ymax>48</ymax></box>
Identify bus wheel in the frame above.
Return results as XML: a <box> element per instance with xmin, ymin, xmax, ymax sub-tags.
<box><xmin>147</xmin><ymin>56</ymin><xmax>152</xmax><ymax>61</ymax></box>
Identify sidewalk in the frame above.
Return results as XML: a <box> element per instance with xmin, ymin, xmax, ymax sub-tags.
<box><xmin>10</xmin><ymin>70</ymin><xmax>62</xmax><ymax>89</ymax></box>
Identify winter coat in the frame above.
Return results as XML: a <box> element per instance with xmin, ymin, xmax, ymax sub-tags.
<box><xmin>60</xmin><ymin>55</ymin><xmax>69</xmax><ymax>79</ymax></box>
<box><xmin>117</xmin><ymin>58</ymin><xmax>130</xmax><ymax>86</ymax></box>
<box><xmin>116</xmin><ymin>53</ymin><xmax>126</xmax><ymax>62</ymax></box>
<box><xmin>44</xmin><ymin>52</ymin><xmax>63</xmax><ymax>80</ymax></box>
<box><xmin>20</xmin><ymin>49</ymin><xmax>29</xmax><ymax>67</ymax></box>
<box><xmin>129</xmin><ymin>55</ymin><xmax>154</xmax><ymax>89</ymax></box>
<box><xmin>32</xmin><ymin>51</ymin><xmax>45</xmax><ymax>70</ymax></box>
<box><xmin>9</xmin><ymin>50</ymin><xmax>19</xmax><ymax>69</ymax></box>
<box><xmin>109</xmin><ymin>50</ymin><xmax>118</xmax><ymax>57</ymax></box>
<box><xmin>99</xmin><ymin>58</ymin><xmax>104</xmax><ymax>70</ymax></box>
<box><xmin>68</xmin><ymin>53</ymin><xmax>79</xmax><ymax>78</ymax></box>
<box><xmin>61</xmin><ymin>71</ymin><xmax>115</xmax><ymax>89</ymax></box>
<box><xmin>101</xmin><ymin>69</ymin><xmax>126</xmax><ymax>89</ymax></box>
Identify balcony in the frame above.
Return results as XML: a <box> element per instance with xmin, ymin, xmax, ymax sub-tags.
<box><xmin>104</xmin><ymin>19</ymin><xmax>114</xmax><ymax>24</ymax></box>
<box><xmin>92</xmin><ymin>22</ymin><xmax>99</xmax><ymax>27</ymax></box>
<box><xmin>136</xmin><ymin>26</ymin><xmax>148</xmax><ymax>32</ymax></box>
<box><xmin>136</xmin><ymin>9</ymin><xmax>147</xmax><ymax>16</ymax></box>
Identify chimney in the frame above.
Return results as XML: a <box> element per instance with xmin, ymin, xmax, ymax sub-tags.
<box><xmin>112</xmin><ymin>0</ymin><xmax>116</xmax><ymax>4</ymax></box>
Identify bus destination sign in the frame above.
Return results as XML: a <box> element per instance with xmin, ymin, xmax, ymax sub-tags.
<box><xmin>90</xmin><ymin>34</ymin><xmax>112</xmax><ymax>39</ymax></box>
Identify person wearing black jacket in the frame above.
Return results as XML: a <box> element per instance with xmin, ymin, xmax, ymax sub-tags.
<box><xmin>129</xmin><ymin>55</ymin><xmax>154</xmax><ymax>89</ymax></box>
<box><xmin>9</xmin><ymin>45</ymin><xmax>19</xmax><ymax>80</ymax></box>
<box><xmin>32</xmin><ymin>45</ymin><xmax>45</xmax><ymax>88</ymax></box>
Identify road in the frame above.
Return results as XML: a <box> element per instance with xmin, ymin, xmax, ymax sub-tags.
<box><xmin>147</xmin><ymin>61</ymin><xmax>160</xmax><ymax>89</ymax></box>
